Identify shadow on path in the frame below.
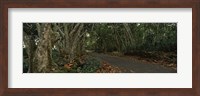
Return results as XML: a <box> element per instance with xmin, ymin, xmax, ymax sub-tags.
<box><xmin>92</xmin><ymin>53</ymin><xmax>176</xmax><ymax>73</ymax></box>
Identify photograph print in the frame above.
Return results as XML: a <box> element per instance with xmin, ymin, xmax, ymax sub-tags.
<box><xmin>23</xmin><ymin>23</ymin><xmax>177</xmax><ymax>73</ymax></box>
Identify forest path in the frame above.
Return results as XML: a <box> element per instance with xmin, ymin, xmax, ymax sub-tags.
<box><xmin>91</xmin><ymin>53</ymin><xmax>176</xmax><ymax>73</ymax></box>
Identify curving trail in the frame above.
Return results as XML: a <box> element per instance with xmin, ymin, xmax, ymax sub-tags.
<box><xmin>92</xmin><ymin>53</ymin><xmax>176</xmax><ymax>73</ymax></box>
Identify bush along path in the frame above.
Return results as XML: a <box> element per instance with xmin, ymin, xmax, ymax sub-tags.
<box><xmin>91</xmin><ymin>53</ymin><xmax>177</xmax><ymax>73</ymax></box>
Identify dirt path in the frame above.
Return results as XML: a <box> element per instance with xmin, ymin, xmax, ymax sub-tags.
<box><xmin>92</xmin><ymin>53</ymin><xmax>176</xmax><ymax>73</ymax></box>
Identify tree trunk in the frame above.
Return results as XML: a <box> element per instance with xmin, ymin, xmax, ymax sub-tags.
<box><xmin>33</xmin><ymin>24</ymin><xmax>52</xmax><ymax>72</ymax></box>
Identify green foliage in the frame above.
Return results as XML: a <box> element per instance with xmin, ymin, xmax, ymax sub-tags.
<box><xmin>61</xmin><ymin>57</ymin><xmax>101</xmax><ymax>73</ymax></box>
<box><xmin>87</xmin><ymin>23</ymin><xmax>177</xmax><ymax>53</ymax></box>
<box><xmin>132</xmin><ymin>23</ymin><xmax>177</xmax><ymax>52</ymax></box>
<box><xmin>52</xmin><ymin>49</ymin><xmax>60</xmax><ymax>62</ymax></box>
<box><xmin>80</xmin><ymin>57</ymin><xmax>101</xmax><ymax>73</ymax></box>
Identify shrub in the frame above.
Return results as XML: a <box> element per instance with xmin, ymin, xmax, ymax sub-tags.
<box><xmin>79</xmin><ymin>57</ymin><xmax>101</xmax><ymax>73</ymax></box>
<box><xmin>62</xmin><ymin>56</ymin><xmax>101</xmax><ymax>73</ymax></box>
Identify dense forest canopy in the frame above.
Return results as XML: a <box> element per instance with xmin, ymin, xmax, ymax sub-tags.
<box><xmin>23</xmin><ymin>23</ymin><xmax>177</xmax><ymax>73</ymax></box>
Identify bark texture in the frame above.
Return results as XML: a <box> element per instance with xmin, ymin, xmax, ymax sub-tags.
<box><xmin>33</xmin><ymin>24</ymin><xmax>52</xmax><ymax>72</ymax></box>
